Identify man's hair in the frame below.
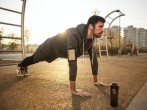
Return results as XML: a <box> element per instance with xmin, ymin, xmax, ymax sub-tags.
<box><xmin>87</xmin><ymin>15</ymin><xmax>105</xmax><ymax>26</ymax></box>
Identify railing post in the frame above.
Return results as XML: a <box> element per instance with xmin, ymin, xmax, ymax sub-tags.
<box><xmin>21</xmin><ymin>0</ymin><xmax>26</xmax><ymax>59</ymax></box>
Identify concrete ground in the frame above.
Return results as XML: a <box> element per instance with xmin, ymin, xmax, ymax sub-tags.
<box><xmin>0</xmin><ymin>55</ymin><xmax>147</xmax><ymax>110</ymax></box>
<box><xmin>126</xmin><ymin>80</ymin><xmax>147</xmax><ymax>110</ymax></box>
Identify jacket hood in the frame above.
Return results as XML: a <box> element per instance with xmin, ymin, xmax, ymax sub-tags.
<box><xmin>76</xmin><ymin>24</ymin><xmax>87</xmax><ymax>40</ymax></box>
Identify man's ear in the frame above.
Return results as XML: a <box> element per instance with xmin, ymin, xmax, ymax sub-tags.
<box><xmin>89</xmin><ymin>24</ymin><xmax>93</xmax><ymax>30</ymax></box>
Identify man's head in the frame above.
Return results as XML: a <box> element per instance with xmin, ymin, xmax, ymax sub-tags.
<box><xmin>87</xmin><ymin>15</ymin><xmax>105</xmax><ymax>39</ymax></box>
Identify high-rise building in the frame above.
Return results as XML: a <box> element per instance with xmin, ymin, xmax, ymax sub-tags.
<box><xmin>123</xmin><ymin>25</ymin><xmax>136</xmax><ymax>44</ymax></box>
<box><xmin>137</xmin><ymin>28</ymin><xmax>146</xmax><ymax>48</ymax></box>
<box><xmin>123</xmin><ymin>25</ymin><xmax>147</xmax><ymax>48</ymax></box>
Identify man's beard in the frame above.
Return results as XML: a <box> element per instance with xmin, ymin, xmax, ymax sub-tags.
<box><xmin>93</xmin><ymin>32</ymin><xmax>103</xmax><ymax>38</ymax></box>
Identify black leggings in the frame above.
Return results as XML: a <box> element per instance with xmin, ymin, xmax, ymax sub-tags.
<box><xmin>18</xmin><ymin>55</ymin><xmax>35</xmax><ymax>67</ymax></box>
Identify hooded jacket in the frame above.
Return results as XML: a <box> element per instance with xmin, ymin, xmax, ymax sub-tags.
<box><xmin>33</xmin><ymin>24</ymin><xmax>98</xmax><ymax>81</ymax></box>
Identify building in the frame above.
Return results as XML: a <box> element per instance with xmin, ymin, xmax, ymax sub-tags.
<box><xmin>123</xmin><ymin>25</ymin><xmax>147</xmax><ymax>48</ymax></box>
<box><xmin>137</xmin><ymin>28</ymin><xmax>147</xmax><ymax>48</ymax></box>
<box><xmin>123</xmin><ymin>25</ymin><xmax>136</xmax><ymax>44</ymax></box>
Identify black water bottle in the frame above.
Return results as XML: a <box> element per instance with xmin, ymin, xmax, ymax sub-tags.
<box><xmin>110</xmin><ymin>82</ymin><xmax>119</xmax><ymax>107</ymax></box>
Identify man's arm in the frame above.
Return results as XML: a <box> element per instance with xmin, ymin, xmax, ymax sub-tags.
<box><xmin>67</xmin><ymin>35</ymin><xmax>91</xmax><ymax>96</ymax></box>
<box><xmin>88</xmin><ymin>46</ymin><xmax>108</xmax><ymax>87</ymax></box>
<box><xmin>68</xmin><ymin>56</ymin><xmax>91</xmax><ymax>96</ymax></box>
<box><xmin>87</xmin><ymin>46</ymin><xmax>98</xmax><ymax>78</ymax></box>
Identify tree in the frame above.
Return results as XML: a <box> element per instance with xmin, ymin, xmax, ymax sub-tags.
<box><xmin>8</xmin><ymin>33</ymin><xmax>18</xmax><ymax>50</ymax></box>
<box><xmin>0</xmin><ymin>27</ymin><xmax>31</xmax><ymax>51</ymax></box>
<box><xmin>0</xmin><ymin>28</ymin><xmax>5</xmax><ymax>49</ymax></box>
<box><xmin>109</xmin><ymin>26</ymin><xmax>121</xmax><ymax>48</ymax></box>
<box><xmin>9</xmin><ymin>42</ymin><xmax>18</xmax><ymax>50</ymax></box>
<box><xmin>24</xmin><ymin>28</ymin><xmax>31</xmax><ymax>53</ymax></box>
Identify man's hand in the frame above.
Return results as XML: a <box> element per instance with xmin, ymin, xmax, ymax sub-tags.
<box><xmin>70</xmin><ymin>81</ymin><xmax>91</xmax><ymax>97</ymax></box>
<box><xmin>94</xmin><ymin>81</ymin><xmax>109</xmax><ymax>87</ymax></box>
<box><xmin>71</xmin><ymin>89</ymin><xmax>91</xmax><ymax>97</ymax></box>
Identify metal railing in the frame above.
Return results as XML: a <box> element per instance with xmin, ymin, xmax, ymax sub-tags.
<box><xmin>98</xmin><ymin>10</ymin><xmax>125</xmax><ymax>61</ymax></box>
<box><xmin>0</xmin><ymin>0</ymin><xmax>27</xmax><ymax>66</ymax></box>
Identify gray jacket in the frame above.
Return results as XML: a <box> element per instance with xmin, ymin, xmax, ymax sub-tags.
<box><xmin>33</xmin><ymin>24</ymin><xmax>98</xmax><ymax>81</ymax></box>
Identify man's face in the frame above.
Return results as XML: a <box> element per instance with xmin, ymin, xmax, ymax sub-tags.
<box><xmin>93</xmin><ymin>21</ymin><xmax>104</xmax><ymax>38</ymax></box>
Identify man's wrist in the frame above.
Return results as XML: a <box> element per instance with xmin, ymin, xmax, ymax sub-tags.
<box><xmin>70</xmin><ymin>81</ymin><xmax>76</xmax><ymax>91</ymax></box>
<box><xmin>93</xmin><ymin>75</ymin><xmax>98</xmax><ymax>82</ymax></box>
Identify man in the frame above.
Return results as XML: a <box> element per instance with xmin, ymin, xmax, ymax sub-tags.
<box><xmin>17</xmin><ymin>15</ymin><xmax>108</xmax><ymax>97</ymax></box>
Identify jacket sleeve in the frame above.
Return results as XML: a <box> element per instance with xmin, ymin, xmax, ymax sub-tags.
<box><xmin>67</xmin><ymin>34</ymin><xmax>79</xmax><ymax>81</ymax></box>
<box><xmin>87</xmin><ymin>46</ymin><xmax>98</xmax><ymax>75</ymax></box>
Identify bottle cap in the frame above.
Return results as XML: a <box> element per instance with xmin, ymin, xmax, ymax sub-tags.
<box><xmin>110</xmin><ymin>82</ymin><xmax>119</xmax><ymax>87</ymax></box>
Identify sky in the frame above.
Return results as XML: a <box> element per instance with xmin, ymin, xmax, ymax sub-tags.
<box><xmin>0</xmin><ymin>0</ymin><xmax>147</xmax><ymax>44</ymax></box>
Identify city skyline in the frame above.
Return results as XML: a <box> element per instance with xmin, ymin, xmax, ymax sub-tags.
<box><xmin>0</xmin><ymin>0</ymin><xmax>147</xmax><ymax>44</ymax></box>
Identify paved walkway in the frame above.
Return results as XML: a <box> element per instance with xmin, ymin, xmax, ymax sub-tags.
<box><xmin>0</xmin><ymin>55</ymin><xmax>147</xmax><ymax>110</ymax></box>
